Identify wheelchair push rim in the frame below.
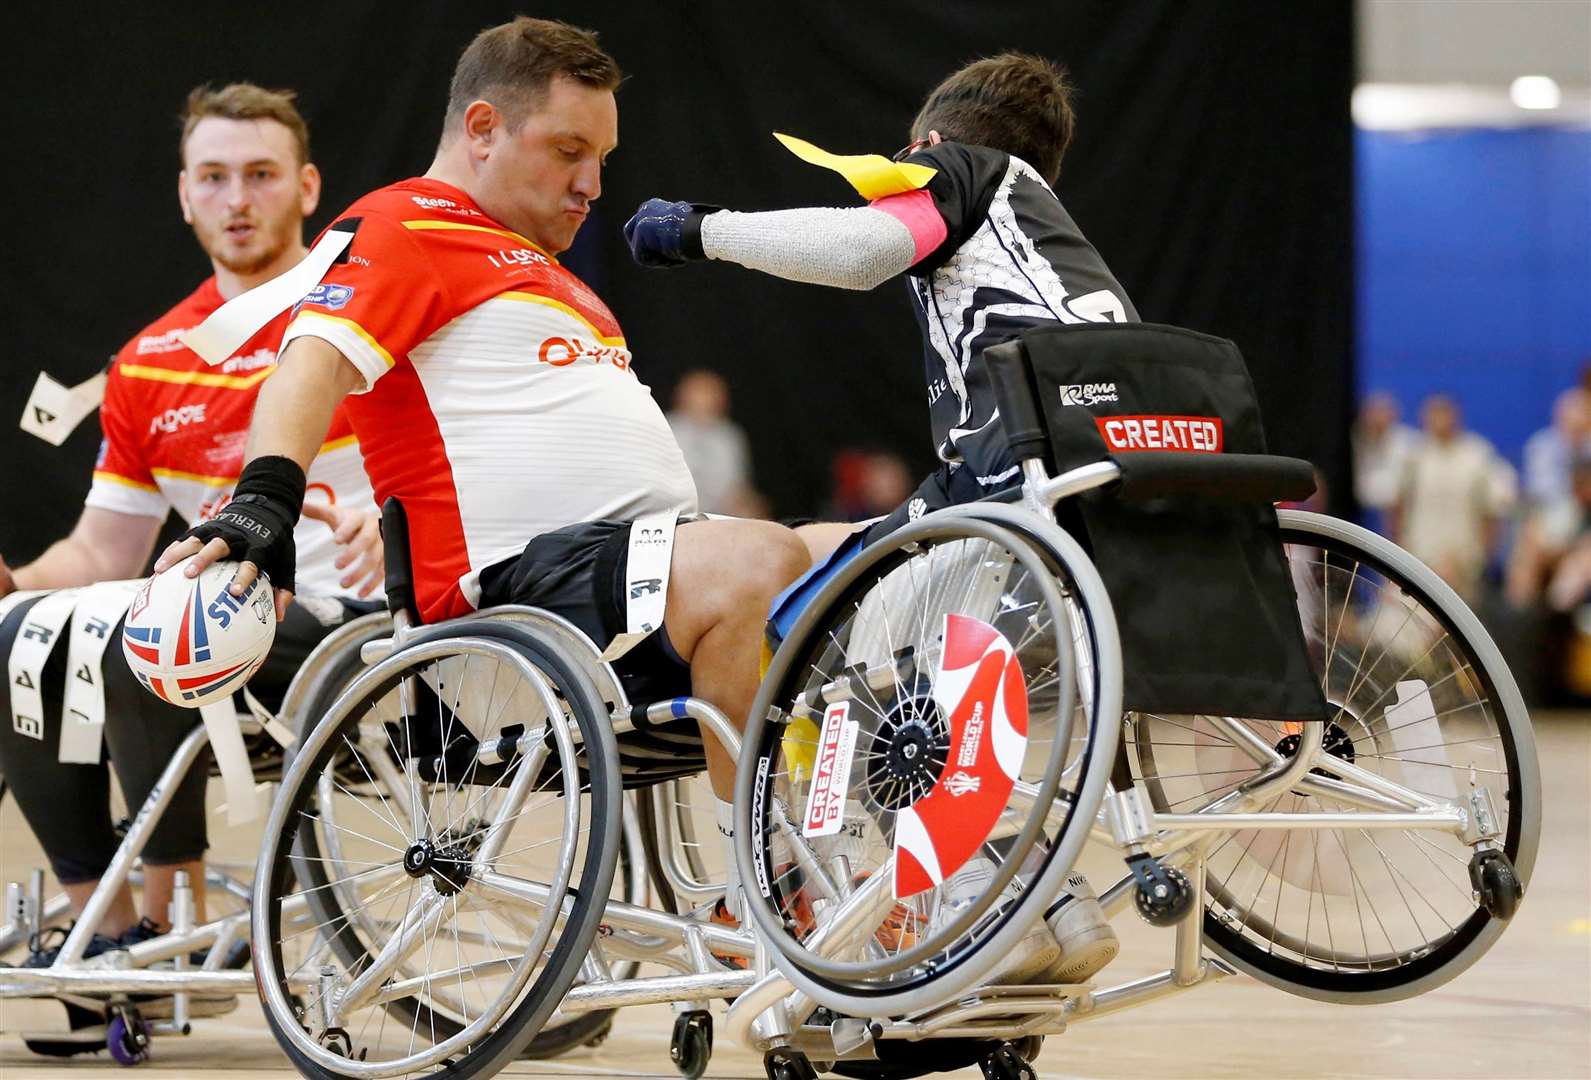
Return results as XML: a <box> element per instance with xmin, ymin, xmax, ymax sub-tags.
<box><xmin>252</xmin><ymin>623</ymin><xmax>620</xmax><ymax>1078</ymax></box>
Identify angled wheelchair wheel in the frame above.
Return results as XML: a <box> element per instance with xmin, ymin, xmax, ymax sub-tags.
<box><xmin>252</xmin><ymin>620</ymin><xmax>621</xmax><ymax>1078</ymax></box>
<box><xmin>1126</xmin><ymin>510</ymin><xmax>1540</xmax><ymax>1003</ymax></box>
<box><xmin>737</xmin><ymin>509</ymin><xmax>1122</xmax><ymax>1016</ymax></box>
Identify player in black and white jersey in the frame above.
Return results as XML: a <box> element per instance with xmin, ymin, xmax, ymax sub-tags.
<box><xmin>626</xmin><ymin>52</ymin><xmax>1137</xmax><ymax>544</ymax></box>
<box><xmin>626</xmin><ymin>52</ymin><xmax>1132</xmax><ymax>986</ymax></box>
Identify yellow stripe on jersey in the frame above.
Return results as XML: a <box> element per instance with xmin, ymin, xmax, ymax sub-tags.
<box><xmin>497</xmin><ymin>292</ymin><xmax>626</xmax><ymax>347</ymax></box>
<box><xmin>401</xmin><ymin>219</ymin><xmax>556</xmax><ymax>260</ymax></box>
<box><xmin>118</xmin><ymin>363</ymin><xmax>275</xmax><ymax>390</ymax></box>
<box><xmin>292</xmin><ymin>311</ymin><xmax>398</xmax><ymax>370</ymax></box>
<box><xmin>91</xmin><ymin>470</ymin><xmax>160</xmax><ymax>493</ymax></box>
<box><xmin>150</xmin><ymin>466</ymin><xmax>232</xmax><ymax>487</ymax></box>
<box><xmin>319</xmin><ymin>433</ymin><xmax>359</xmax><ymax>454</ymax></box>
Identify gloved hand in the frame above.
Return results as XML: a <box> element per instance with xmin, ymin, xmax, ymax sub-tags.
<box><xmin>155</xmin><ymin>455</ymin><xmax>305</xmax><ymax>609</ymax></box>
<box><xmin>624</xmin><ymin>198</ymin><xmax>717</xmax><ymax>268</ymax></box>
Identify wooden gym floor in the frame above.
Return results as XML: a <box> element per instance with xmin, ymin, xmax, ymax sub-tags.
<box><xmin>1</xmin><ymin>714</ymin><xmax>1586</xmax><ymax>1079</ymax></box>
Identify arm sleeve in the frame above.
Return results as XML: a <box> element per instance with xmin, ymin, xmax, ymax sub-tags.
<box><xmin>699</xmin><ymin>205</ymin><xmax>918</xmax><ymax>291</ymax></box>
<box><xmin>83</xmin><ymin>358</ymin><xmax>167</xmax><ymax>519</ymax></box>
<box><xmin>278</xmin><ymin>214</ymin><xmax>450</xmax><ymax>393</ymax></box>
<box><xmin>900</xmin><ymin>142</ymin><xmax>1010</xmax><ymax>276</ymax></box>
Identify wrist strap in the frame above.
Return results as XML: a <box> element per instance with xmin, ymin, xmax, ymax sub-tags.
<box><xmin>235</xmin><ymin>455</ymin><xmax>308</xmax><ymax>521</ymax></box>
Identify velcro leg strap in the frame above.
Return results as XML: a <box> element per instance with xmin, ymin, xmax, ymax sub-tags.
<box><xmin>8</xmin><ymin>590</ymin><xmax>81</xmax><ymax>745</ymax></box>
<box><xmin>600</xmin><ymin>511</ymin><xmax>678</xmax><ymax>662</ymax></box>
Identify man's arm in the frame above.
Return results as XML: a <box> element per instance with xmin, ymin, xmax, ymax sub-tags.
<box><xmin>154</xmin><ymin>336</ymin><xmax>363</xmax><ymax>615</ymax></box>
<box><xmin>0</xmin><ymin>507</ymin><xmax>164</xmax><ymax>595</ymax></box>
<box><xmin>625</xmin><ymin>199</ymin><xmax>936</xmax><ymax>291</ymax></box>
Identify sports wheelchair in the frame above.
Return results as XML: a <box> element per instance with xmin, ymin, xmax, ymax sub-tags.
<box><xmin>249</xmin><ymin>324</ymin><xmax>1538</xmax><ymax>1080</ymax></box>
<box><xmin>0</xmin><ymin>603</ymin><xmax>640</xmax><ymax>1063</ymax></box>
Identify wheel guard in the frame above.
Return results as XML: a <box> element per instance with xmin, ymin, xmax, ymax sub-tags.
<box><xmin>894</xmin><ymin>614</ymin><xmax>1028</xmax><ymax>900</ymax></box>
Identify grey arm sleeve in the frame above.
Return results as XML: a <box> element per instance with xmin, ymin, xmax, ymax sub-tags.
<box><xmin>699</xmin><ymin>206</ymin><xmax>917</xmax><ymax>291</ymax></box>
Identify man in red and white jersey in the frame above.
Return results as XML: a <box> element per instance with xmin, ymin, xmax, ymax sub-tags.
<box><xmin>162</xmin><ymin>21</ymin><xmax>808</xmax><ymax>824</ymax></box>
<box><xmin>0</xmin><ymin>85</ymin><xmax>380</xmax><ymax>975</ymax></box>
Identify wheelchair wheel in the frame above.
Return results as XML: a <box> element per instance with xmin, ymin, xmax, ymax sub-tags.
<box><xmin>737</xmin><ymin>510</ymin><xmax>1122</xmax><ymax>1016</ymax></box>
<box><xmin>1125</xmin><ymin>510</ymin><xmax>1540</xmax><ymax>1003</ymax></box>
<box><xmin>252</xmin><ymin>620</ymin><xmax>621</xmax><ymax>1078</ymax></box>
<box><xmin>637</xmin><ymin>774</ymin><xmax>724</xmax><ymax>916</ymax></box>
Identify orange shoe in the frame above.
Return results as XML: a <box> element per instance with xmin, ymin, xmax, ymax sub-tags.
<box><xmin>708</xmin><ymin>898</ymin><xmax>749</xmax><ymax>970</ymax></box>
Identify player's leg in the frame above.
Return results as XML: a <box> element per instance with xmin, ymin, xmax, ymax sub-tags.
<box><xmin>0</xmin><ymin>601</ymin><xmax>134</xmax><ymax>946</ymax></box>
<box><xmin>662</xmin><ymin>518</ymin><xmax>811</xmax><ymax>798</ymax></box>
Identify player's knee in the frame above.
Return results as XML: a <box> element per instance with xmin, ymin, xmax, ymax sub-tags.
<box><xmin>734</xmin><ymin>522</ymin><xmax>810</xmax><ymax>607</ymax></box>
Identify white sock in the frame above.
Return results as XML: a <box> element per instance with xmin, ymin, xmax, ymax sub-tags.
<box><xmin>715</xmin><ymin>796</ymin><xmax>741</xmax><ymax>919</ymax></box>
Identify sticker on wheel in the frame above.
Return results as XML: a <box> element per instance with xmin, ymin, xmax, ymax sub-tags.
<box><xmin>802</xmin><ymin>702</ymin><xmax>859</xmax><ymax>837</ymax></box>
<box><xmin>893</xmin><ymin>614</ymin><xmax>1028</xmax><ymax>899</ymax></box>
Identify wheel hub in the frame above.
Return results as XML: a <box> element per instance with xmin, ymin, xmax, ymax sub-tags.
<box><xmin>1274</xmin><ymin>720</ymin><xmax>1356</xmax><ymax>778</ymax></box>
<box><xmin>402</xmin><ymin>838</ymin><xmax>473</xmax><ymax>896</ymax></box>
<box><xmin>864</xmin><ymin>682</ymin><xmax>948</xmax><ymax>811</ymax></box>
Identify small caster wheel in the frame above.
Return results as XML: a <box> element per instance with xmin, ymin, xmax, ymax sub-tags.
<box><xmin>764</xmin><ymin>1046</ymin><xmax>820</xmax><ymax>1080</ymax></box>
<box><xmin>979</xmin><ymin>1041</ymin><xmax>1038</xmax><ymax>1080</ymax></box>
<box><xmin>1469</xmin><ymin>849</ymin><xmax>1522</xmax><ymax>921</ymax></box>
<box><xmin>106</xmin><ymin>1007</ymin><xmax>150</xmax><ymax>1067</ymax></box>
<box><xmin>1127</xmin><ymin>853</ymin><xmax>1193</xmax><ymax>927</ymax></box>
<box><xmin>670</xmin><ymin>1010</ymin><xmax>713</xmax><ymax>1079</ymax></box>
<box><xmin>1010</xmin><ymin>1035</ymin><xmax>1044</xmax><ymax>1065</ymax></box>
<box><xmin>584</xmin><ymin>1017</ymin><xmax>612</xmax><ymax>1048</ymax></box>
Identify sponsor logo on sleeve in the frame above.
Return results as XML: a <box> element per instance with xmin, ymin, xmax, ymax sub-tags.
<box><xmin>1095</xmin><ymin>415</ymin><xmax>1224</xmax><ymax>454</ymax></box>
<box><xmin>1058</xmin><ymin>382</ymin><xmax>1119</xmax><ymax>407</ymax></box>
<box><xmin>294</xmin><ymin>283</ymin><xmax>355</xmax><ymax>314</ymax></box>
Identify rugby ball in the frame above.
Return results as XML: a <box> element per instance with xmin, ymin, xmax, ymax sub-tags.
<box><xmin>121</xmin><ymin>556</ymin><xmax>276</xmax><ymax>708</ymax></box>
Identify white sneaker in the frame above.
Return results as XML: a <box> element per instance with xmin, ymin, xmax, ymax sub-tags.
<box><xmin>1029</xmin><ymin>871</ymin><xmax>1119</xmax><ymax>984</ymax></box>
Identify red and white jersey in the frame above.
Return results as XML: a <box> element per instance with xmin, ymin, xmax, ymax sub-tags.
<box><xmin>278</xmin><ymin>178</ymin><xmax>697</xmax><ymax>624</ymax></box>
<box><xmin>88</xmin><ymin>277</ymin><xmax>377</xmax><ymax>599</ymax></box>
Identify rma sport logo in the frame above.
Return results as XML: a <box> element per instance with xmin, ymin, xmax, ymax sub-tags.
<box><xmin>1058</xmin><ymin>382</ymin><xmax>1119</xmax><ymax>407</ymax></box>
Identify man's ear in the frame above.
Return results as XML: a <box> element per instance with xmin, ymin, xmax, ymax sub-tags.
<box><xmin>299</xmin><ymin>162</ymin><xmax>322</xmax><ymax>217</ymax></box>
<box><xmin>462</xmin><ymin>100</ymin><xmax>501</xmax><ymax>160</ymax></box>
<box><xmin>927</xmin><ymin>130</ymin><xmax>943</xmax><ymax>146</ymax></box>
<box><xmin>177</xmin><ymin>170</ymin><xmax>193</xmax><ymax>225</ymax></box>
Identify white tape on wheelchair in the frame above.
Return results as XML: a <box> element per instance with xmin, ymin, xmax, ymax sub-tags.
<box><xmin>57</xmin><ymin>580</ymin><xmax>141</xmax><ymax>763</ymax></box>
<box><xmin>200</xmin><ymin>698</ymin><xmax>261</xmax><ymax>826</ymax></box>
<box><xmin>243</xmin><ymin>687</ymin><xmax>297</xmax><ymax>748</ymax></box>
<box><xmin>19</xmin><ymin>370</ymin><xmax>108</xmax><ymax>446</ymax></box>
<box><xmin>179</xmin><ymin>227</ymin><xmax>354</xmax><ymax>366</ymax></box>
<box><xmin>7</xmin><ymin>590</ymin><xmax>81</xmax><ymax>744</ymax></box>
<box><xmin>600</xmin><ymin>511</ymin><xmax>678</xmax><ymax>662</ymax></box>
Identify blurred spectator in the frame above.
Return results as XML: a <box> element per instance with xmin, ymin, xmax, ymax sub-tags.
<box><xmin>827</xmin><ymin>449</ymin><xmax>914</xmax><ymax>522</ymax></box>
<box><xmin>1521</xmin><ymin>387</ymin><xmax>1591</xmax><ymax>508</ymax></box>
<box><xmin>1392</xmin><ymin>395</ymin><xmax>1512</xmax><ymax>602</ymax></box>
<box><xmin>1352</xmin><ymin>392</ymin><xmax>1416</xmax><ymax>528</ymax></box>
<box><xmin>666</xmin><ymin>369</ymin><xmax>762</xmax><ymax>516</ymax></box>
<box><xmin>1507</xmin><ymin>455</ymin><xmax>1591</xmax><ymax>612</ymax></box>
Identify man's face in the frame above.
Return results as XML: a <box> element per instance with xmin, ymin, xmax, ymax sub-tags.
<box><xmin>474</xmin><ymin>77</ymin><xmax>617</xmax><ymax>255</ymax></box>
<box><xmin>179</xmin><ymin>117</ymin><xmax>318</xmax><ymax>275</ymax></box>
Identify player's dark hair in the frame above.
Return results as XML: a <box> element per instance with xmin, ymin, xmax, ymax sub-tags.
<box><xmin>444</xmin><ymin>17</ymin><xmax>622</xmax><ymax>137</ymax></box>
<box><xmin>180</xmin><ymin>83</ymin><xmax>311</xmax><ymax>166</ymax></box>
<box><xmin>911</xmin><ymin>53</ymin><xmax>1075</xmax><ymax>185</ymax></box>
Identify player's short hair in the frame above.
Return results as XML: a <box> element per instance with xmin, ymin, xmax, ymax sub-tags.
<box><xmin>444</xmin><ymin>17</ymin><xmax>622</xmax><ymax>137</ymax></box>
<box><xmin>180</xmin><ymin>83</ymin><xmax>311</xmax><ymax>166</ymax></box>
<box><xmin>911</xmin><ymin>53</ymin><xmax>1076</xmax><ymax>185</ymax></box>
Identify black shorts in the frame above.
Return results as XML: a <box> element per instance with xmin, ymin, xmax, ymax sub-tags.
<box><xmin>864</xmin><ymin>462</ymin><xmax>1020</xmax><ymax>543</ymax></box>
<box><xmin>476</xmin><ymin>518</ymin><xmax>694</xmax><ymax>719</ymax></box>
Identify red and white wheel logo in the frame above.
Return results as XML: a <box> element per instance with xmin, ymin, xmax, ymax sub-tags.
<box><xmin>893</xmin><ymin>614</ymin><xmax>1029</xmax><ymax>899</ymax></box>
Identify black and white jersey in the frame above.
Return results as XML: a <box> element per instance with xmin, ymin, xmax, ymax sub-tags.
<box><xmin>903</xmin><ymin>141</ymin><xmax>1139</xmax><ymax>483</ymax></box>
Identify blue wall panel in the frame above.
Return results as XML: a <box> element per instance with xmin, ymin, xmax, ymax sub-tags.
<box><xmin>1357</xmin><ymin>126</ymin><xmax>1591</xmax><ymax>465</ymax></box>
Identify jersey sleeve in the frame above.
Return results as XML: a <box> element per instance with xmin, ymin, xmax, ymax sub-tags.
<box><xmin>278</xmin><ymin>213</ymin><xmax>451</xmax><ymax>393</ymax></box>
<box><xmin>900</xmin><ymin>142</ymin><xmax>1010</xmax><ymax>276</ymax></box>
<box><xmin>84</xmin><ymin>356</ymin><xmax>167</xmax><ymax>518</ymax></box>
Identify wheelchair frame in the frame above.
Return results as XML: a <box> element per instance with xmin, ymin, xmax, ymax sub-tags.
<box><xmin>246</xmin><ymin>450</ymin><xmax>1538</xmax><ymax>1079</ymax></box>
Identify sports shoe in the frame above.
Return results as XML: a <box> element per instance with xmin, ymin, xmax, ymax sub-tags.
<box><xmin>22</xmin><ymin>925</ymin><xmax>121</xmax><ymax>969</ymax></box>
<box><xmin>1026</xmin><ymin>871</ymin><xmax>1119</xmax><ymax>984</ymax></box>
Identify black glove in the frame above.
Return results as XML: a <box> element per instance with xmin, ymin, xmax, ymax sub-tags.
<box><xmin>623</xmin><ymin>199</ymin><xmax>718</xmax><ymax>268</ymax></box>
<box><xmin>182</xmin><ymin>455</ymin><xmax>305</xmax><ymax>594</ymax></box>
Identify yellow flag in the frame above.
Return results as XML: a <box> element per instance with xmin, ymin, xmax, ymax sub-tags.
<box><xmin>774</xmin><ymin>132</ymin><xmax>937</xmax><ymax>201</ymax></box>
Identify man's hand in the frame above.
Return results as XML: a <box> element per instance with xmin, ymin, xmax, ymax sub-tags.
<box><xmin>624</xmin><ymin>199</ymin><xmax>715</xmax><ymax>268</ymax></box>
<box><xmin>153</xmin><ymin>456</ymin><xmax>307</xmax><ymax>622</ymax></box>
<box><xmin>303</xmin><ymin>501</ymin><xmax>383</xmax><ymax>598</ymax></box>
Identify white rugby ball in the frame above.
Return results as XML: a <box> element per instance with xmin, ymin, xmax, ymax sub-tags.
<box><xmin>121</xmin><ymin>555</ymin><xmax>276</xmax><ymax>709</ymax></box>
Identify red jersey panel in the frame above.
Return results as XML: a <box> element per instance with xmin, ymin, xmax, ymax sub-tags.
<box><xmin>90</xmin><ymin>277</ymin><xmax>376</xmax><ymax>598</ymax></box>
<box><xmin>280</xmin><ymin>178</ymin><xmax>696</xmax><ymax>624</ymax></box>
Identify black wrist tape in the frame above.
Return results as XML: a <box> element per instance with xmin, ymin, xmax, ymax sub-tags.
<box><xmin>235</xmin><ymin>455</ymin><xmax>308</xmax><ymax>522</ymax></box>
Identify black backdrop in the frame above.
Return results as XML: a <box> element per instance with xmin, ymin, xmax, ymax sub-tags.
<box><xmin>0</xmin><ymin>2</ymin><xmax>1353</xmax><ymax>563</ymax></box>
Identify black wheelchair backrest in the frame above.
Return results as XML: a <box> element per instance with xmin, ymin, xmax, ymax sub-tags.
<box><xmin>983</xmin><ymin>322</ymin><xmax>1329</xmax><ymax>722</ymax></box>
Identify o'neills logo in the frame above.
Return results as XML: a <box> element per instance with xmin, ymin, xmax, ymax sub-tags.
<box><xmin>1097</xmin><ymin>415</ymin><xmax>1224</xmax><ymax>453</ymax></box>
<box><xmin>538</xmin><ymin>336</ymin><xmax>631</xmax><ymax>371</ymax></box>
<box><xmin>1059</xmin><ymin>382</ymin><xmax>1118</xmax><ymax>406</ymax></box>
